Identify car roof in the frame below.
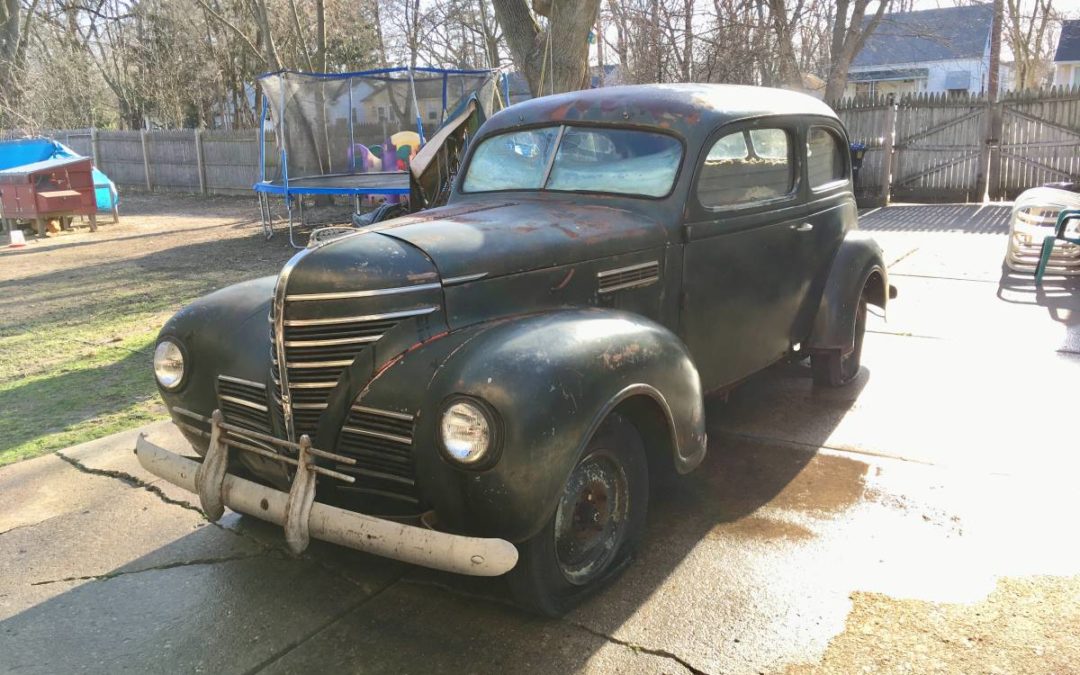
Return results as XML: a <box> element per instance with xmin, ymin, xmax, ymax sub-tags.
<box><xmin>481</xmin><ymin>83</ymin><xmax>839</xmax><ymax>147</ymax></box>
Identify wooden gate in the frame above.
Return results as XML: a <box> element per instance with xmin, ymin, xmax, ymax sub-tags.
<box><xmin>995</xmin><ymin>88</ymin><xmax>1080</xmax><ymax>200</ymax></box>
<box><xmin>891</xmin><ymin>93</ymin><xmax>986</xmax><ymax>202</ymax></box>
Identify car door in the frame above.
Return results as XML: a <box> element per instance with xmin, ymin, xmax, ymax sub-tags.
<box><xmin>788</xmin><ymin>123</ymin><xmax>858</xmax><ymax>342</ymax></box>
<box><xmin>678</xmin><ymin>120</ymin><xmax>813</xmax><ymax>392</ymax></box>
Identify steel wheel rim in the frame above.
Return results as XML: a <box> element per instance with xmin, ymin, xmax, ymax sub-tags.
<box><xmin>553</xmin><ymin>451</ymin><xmax>630</xmax><ymax>586</ymax></box>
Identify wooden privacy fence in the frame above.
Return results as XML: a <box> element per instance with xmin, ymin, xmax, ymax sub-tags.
<box><xmin>6</xmin><ymin>88</ymin><xmax>1078</xmax><ymax>202</ymax></box>
<box><xmin>1</xmin><ymin>121</ymin><xmax>414</xmax><ymax>196</ymax></box>
<box><xmin>834</xmin><ymin>86</ymin><xmax>1080</xmax><ymax>204</ymax></box>
<box><xmin>1</xmin><ymin>128</ymin><xmax>277</xmax><ymax>195</ymax></box>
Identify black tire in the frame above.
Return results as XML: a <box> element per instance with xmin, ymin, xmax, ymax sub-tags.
<box><xmin>508</xmin><ymin>413</ymin><xmax>649</xmax><ymax>617</ymax></box>
<box><xmin>811</xmin><ymin>294</ymin><xmax>868</xmax><ymax>387</ymax></box>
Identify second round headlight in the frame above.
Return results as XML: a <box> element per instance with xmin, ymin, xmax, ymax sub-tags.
<box><xmin>153</xmin><ymin>339</ymin><xmax>185</xmax><ymax>390</ymax></box>
<box><xmin>439</xmin><ymin>399</ymin><xmax>494</xmax><ymax>465</ymax></box>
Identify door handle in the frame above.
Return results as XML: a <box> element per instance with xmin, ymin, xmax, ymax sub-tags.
<box><xmin>791</xmin><ymin>222</ymin><xmax>814</xmax><ymax>232</ymax></box>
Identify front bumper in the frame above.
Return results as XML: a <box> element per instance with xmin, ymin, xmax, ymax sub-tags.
<box><xmin>135</xmin><ymin>411</ymin><xmax>518</xmax><ymax>577</ymax></box>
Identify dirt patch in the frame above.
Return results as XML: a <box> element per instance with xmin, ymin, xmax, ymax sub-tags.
<box><xmin>789</xmin><ymin>575</ymin><xmax>1080</xmax><ymax>674</ymax></box>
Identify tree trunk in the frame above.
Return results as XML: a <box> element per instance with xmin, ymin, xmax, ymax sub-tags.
<box><xmin>492</xmin><ymin>0</ymin><xmax>601</xmax><ymax>97</ymax></box>
<box><xmin>987</xmin><ymin>0</ymin><xmax>1002</xmax><ymax>99</ymax></box>
<box><xmin>824</xmin><ymin>0</ymin><xmax>891</xmax><ymax>102</ymax></box>
<box><xmin>315</xmin><ymin>0</ymin><xmax>326</xmax><ymax>72</ymax></box>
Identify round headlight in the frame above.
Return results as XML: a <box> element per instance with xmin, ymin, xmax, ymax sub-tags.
<box><xmin>153</xmin><ymin>339</ymin><xmax>185</xmax><ymax>390</ymax></box>
<box><xmin>439</xmin><ymin>399</ymin><xmax>494</xmax><ymax>465</ymax></box>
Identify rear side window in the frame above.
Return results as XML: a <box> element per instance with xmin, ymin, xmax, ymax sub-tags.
<box><xmin>807</xmin><ymin>127</ymin><xmax>848</xmax><ymax>189</ymax></box>
<box><xmin>697</xmin><ymin>128</ymin><xmax>794</xmax><ymax>207</ymax></box>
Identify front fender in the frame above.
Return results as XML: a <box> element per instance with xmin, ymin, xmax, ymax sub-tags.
<box><xmin>356</xmin><ymin>308</ymin><xmax>706</xmax><ymax>542</ymax></box>
<box><xmin>807</xmin><ymin>231</ymin><xmax>888</xmax><ymax>354</ymax></box>
<box><xmin>157</xmin><ymin>276</ymin><xmax>277</xmax><ymax>450</ymax></box>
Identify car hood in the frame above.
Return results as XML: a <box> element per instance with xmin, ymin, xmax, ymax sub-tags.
<box><xmin>367</xmin><ymin>199</ymin><xmax>670</xmax><ymax>280</ymax></box>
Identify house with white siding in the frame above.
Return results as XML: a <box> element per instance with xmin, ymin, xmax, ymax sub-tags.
<box><xmin>843</xmin><ymin>5</ymin><xmax>995</xmax><ymax>98</ymax></box>
<box><xmin>1053</xmin><ymin>20</ymin><xmax>1080</xmax><ymax>87</ymax></box>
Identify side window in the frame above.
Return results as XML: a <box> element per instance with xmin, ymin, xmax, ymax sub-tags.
<box><xmin>697</xmin><ymin>127</ymin><xmax>794</xmax><ymax>207</ymax></box>
<box><xmin>807</xmin><ymin>127</ymin><xmax>848</xmax><ymax>189</ymax></box>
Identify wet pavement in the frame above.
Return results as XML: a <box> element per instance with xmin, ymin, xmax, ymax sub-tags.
<box><xmin>3</xmin><ymin>204</ymin><xmax>1079</xmax><ymax>674</ymax></box>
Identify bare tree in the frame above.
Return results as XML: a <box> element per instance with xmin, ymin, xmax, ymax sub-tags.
<box><xmin>822</xmin><ymin>0</ymin><xmax>891</xmax><ymax>101</ymax></box>
<box><xmin>1004</xmin><ymin>0</ymin><xmax>1058</xmax><ymax>90</ymax></box>
<box><xmin>1</xmin><ymin>0</ymin><xmax>41</xmax><ymax>123</ymax></box>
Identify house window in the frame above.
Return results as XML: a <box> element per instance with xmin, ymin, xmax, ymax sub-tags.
<box><xmin>1072</xmin><ymin>65</ymin><xmax>1080</xmax><ymax>87</ymax></box>
<box><xmin>428</xmin><ymin>110</ymin><xmax>438</xmax><ymax>121</ymax></box>
<box><xmin>377</xmin><ymin>106</ymin><xmax>388</xmax><ymax>122</ymax></box>
<box><xmin>697</xmin><ymin>128</ymin><xmax>795</xmax><ymax>207</ymax></box>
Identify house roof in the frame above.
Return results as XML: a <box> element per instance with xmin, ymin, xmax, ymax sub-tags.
<box><xmin>852</xmin><ymin>4</ymin><xmax>993</xmax><ymax>68</ymax></box>
<box><xmin>1055</xmin><ymin>20</ymin><xmax>1080</xmax><ymax>62</ymax></box>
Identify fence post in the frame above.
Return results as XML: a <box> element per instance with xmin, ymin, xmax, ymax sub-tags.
<box><xmin>140</xmin><ymin>130</ymin><xmax>152</xmax><ymax>191</ymax></box>
<box><xmin>986</xmin><ymin>100</ymin><xmax>1004</xmax><ymax>201</ymax></box>
<box><xmin>974</xmin><ymin>96</ymin><xmax>1004</xmax><ymax>202</ymax></box>
<box><xmin>90</xmin><ymin>127</ymin><xmax>101</xmax><ymax>167</ymax></box>
<box><xmin>879</xmin><ymin>95</ymin><xmax>896</xmax><ymax>207</ymax></box>
<box><xmin>195</xmin><ymin>129</ymin><xmax>207</xmax><ymax>195</ymax></box>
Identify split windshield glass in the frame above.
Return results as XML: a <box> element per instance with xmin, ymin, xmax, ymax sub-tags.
<box><xmin>462</xmin><ymin>125</ymin><xmax>682</xmax><ymax>198</ymax></box>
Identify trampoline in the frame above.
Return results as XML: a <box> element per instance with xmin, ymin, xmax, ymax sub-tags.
<box><xmin>255</xmin><ymin>66</ymin><xmax>505</xmax><ymax>247</ymax></box>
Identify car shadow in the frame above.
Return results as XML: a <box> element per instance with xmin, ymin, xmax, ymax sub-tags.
<box><xmin>0</xmin><ymin>361</ymin><xmax>871</xmax><ymax>673</ymax></box>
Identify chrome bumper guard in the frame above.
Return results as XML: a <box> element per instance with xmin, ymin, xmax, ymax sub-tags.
<box><xmin>135</xmin><ymin>409</ymin><xmax>518</xmax><ymax>576</ymax></box>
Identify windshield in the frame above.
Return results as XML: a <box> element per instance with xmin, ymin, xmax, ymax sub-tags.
<box><xmin>462</xmin><ymin>125</ymin><xmax>682</xmax><ymax>198</ymax></box>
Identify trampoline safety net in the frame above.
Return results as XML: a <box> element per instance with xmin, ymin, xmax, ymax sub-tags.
<box><xmin>258</xmin><ymin>68</ymin><xmax>499</xmax><ymax>187</ymax></box>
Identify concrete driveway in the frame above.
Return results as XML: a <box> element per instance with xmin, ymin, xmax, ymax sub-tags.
<box><xmin>3</xmin><ymin>204</ymin><xmax>1079</xmax><ymax>674</ymax></box>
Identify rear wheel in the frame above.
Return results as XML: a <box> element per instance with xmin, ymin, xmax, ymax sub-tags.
<box><xmin>508</xmin><ymin>413</ymin><xmax>648</xmax><ymax>616</ymax></box>
<box><xmin>811</xmin><ymin>293</ymin><xmax>868</xmax><ymax>387</ymax></box>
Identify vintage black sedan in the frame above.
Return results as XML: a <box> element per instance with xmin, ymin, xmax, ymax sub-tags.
<box><xmin>138</xmin><ymin>84</ymin><xmax>891</xmax><ymax>616</ymax></box>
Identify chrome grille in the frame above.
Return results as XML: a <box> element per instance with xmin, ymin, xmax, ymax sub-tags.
<box><xmin>334</xmin><ymin>405</ymin><xmax>421</xmax><ymax>510</ymax></box>
<box><xmin>217</xmin><ymin>375</ymin><xmax>273</xmax><ymax>434</ymax></box>
<box><xmin>597</xmin><ymin>261</ymin><xmax>660</xmax><ymax>293</ymax></box>
<box><xmin>271</xmin><ymin>306</ymin><xmax>438</xmax><ymax>439</ymax></box>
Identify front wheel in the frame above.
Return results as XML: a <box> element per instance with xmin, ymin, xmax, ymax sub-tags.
<box><xmin>811</xmin><ymin>293</ymin><xmax>868</xmax><ymax>387</ymax></box>
<box><xmin>508</xmin><ymin>413</ymin><xmax>649</xmax><ymax>616</ymax></box>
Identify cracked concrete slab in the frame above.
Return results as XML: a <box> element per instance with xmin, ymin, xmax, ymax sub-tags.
<box><xmin>0</xmin><ymin>454</ymin><xmax>118</xmax><ymax>534</ymax></box>
<box><xmin>58</xmin><ymin>420</ymin><xmax>205</xmax><ymax>510</ymax></box>
<box><xmin>259</xmin><ymin>579</ymin><xmax>695</xmax><ymax>674</ymax></box>
<box><xmin>717</xmin><ymin>333</ymin><xmax>1080</xmax><ymax>476</ymax></box>
<box><xmin>3</xmin><ymin>204</ymin><xmax>1079</xmax><ymax>673</ymax></box>
<box><xmin>871</xmin><ymin>273</ymin><xmax>1080</xmax><ymax>353</ymax></box>
<box><xmin>1</xmin><ymin>484</ymin><xmax>264</xmax><ymax>615</ymax></box>
<box><xmin>0</xmin><ymin>556</ymin><xmax>398</xmax><ymax>675</ymax></box>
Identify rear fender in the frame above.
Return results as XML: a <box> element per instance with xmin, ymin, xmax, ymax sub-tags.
<box><xmin>807</xmin><ymin>231</ymin><xmax>888</xmax><ymax>354</ymax></box>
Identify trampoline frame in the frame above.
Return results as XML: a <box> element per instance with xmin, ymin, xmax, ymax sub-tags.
<box><xmin>255</xmin><ymin>66</ymin><xmax>507</xmax><ymax>248</ymax></box>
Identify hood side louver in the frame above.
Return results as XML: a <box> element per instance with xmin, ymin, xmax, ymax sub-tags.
<box><xmin>597</xmin><ymin>261</ymin><xmax>661</xmax><ymax>294</ymax></box>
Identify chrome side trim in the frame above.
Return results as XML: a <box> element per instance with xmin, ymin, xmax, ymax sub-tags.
<box><xmin>283</xmin><ymin>334</ymin><xmax>381</xmax><ymax>347</ymax></box>
<box><xmin>219</xmin><ymin>394</ymin><xmax>269</xmax><ymax>413</ymax></box>
<box><xmin>598</xmin><ymin>277</ymin><xmax>660</xmax><ymax>294</ymax></box>
<box><xmin>341</xmin><ymin>425</ymin><xmax>412</xmax><ymax>445</ymax></box>
<box><xmin>351</xmin><ymin>405</ymin><xmax>415</xmax><ymax>422</ymax></box>
<box><xmin>274</xmin><ymin>359</ymin><xmax>355</xmax><ymax>369</ymax></box>
<box><xmin>596</xmin><ymin>260</ymin><xmax>660</xmax><ymax>279</ymax></box>
<box><xmin>218</xmin><ymin>374</ymin><xmax>266</xmax><ymax>390</ymax></box>
<box><xmin>441</xmin><ymin>272</ymin><xmax>488</xmax><ymax>286</ymax></box>
<box><xmin>285</xmin><ymin>282</ymin><xmax>441</xmax><ymax>302</ymax></box>
<box><xmin>277</xmin><ymin>399</ymin><xmax>329</xmax><ymax>411</ymax></box>
<box><xmin>289</xmin><ymin>381</ymin><xmax>337</xmax><ymax>389</ymax></box>
<box><xmin>282</xmin><ymin>306</ymin><xmax>438</xmax><ymax>327</ymax></box>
